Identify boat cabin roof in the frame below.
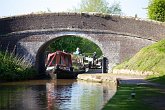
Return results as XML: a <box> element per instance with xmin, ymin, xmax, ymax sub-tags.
<box><xmin>46</xmin><ymin>51</ymin><xmax>72</xmax><ymax>67</ymax></box>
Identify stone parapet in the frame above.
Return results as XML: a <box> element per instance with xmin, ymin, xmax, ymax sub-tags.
<box><xmin>77</xmin><ymin>74</ymin><xmax>117</xmax><ymax>83</ymax></box>
<box><xmin>112</xmin><ymin>69</ymin><xmax>157</xmax><ymax>76</ymax></box>
<box><xmin>0</xmin><ymin>12</ymin><xmax>164</xmax><ymax>73</ymax></box>
<box><xmin>1</xmin><ymin>12</ymin><xmax>165</xmax><ymax>41</ymax></box>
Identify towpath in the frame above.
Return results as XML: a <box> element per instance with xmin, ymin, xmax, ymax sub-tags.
<box><xmin>78</xmin><ymin>72</ymin><xmax>165</xmax><ymax>110</ymax></box>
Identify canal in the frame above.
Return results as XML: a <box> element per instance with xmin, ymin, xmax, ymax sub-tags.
<box><xmin>0</xmin><ymin>79</ymin><xmax>116</xmax><ymax>110</ymax></box>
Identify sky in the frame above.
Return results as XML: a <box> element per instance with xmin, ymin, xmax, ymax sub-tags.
<box><xmin>0</xmin><ymin>0</ymin><xmax>149</xmax><ymax>19</ymax></box>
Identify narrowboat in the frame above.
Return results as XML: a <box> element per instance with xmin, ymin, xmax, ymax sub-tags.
<box><xmin>45</xmin><ymin>51</ymin><xmax>86</xmax><ymax>79</ymax></box>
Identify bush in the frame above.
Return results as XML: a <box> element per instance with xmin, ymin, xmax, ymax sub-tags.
<box><xmin>0</xmin><ymin>51</ymin><xmax>37</xmax><ymax>81</ymax></box>
<box><xmin>148</xmin><ymin>0</ymin><xmax>165</xmax><ymax>22</ymax></box>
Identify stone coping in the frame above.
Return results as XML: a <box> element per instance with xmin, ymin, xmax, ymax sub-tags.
<box><xmin>77</xmin><ymin>73</ymin><xmax>146</xmax><ymax>86</ymax></box>
<box><xmin>1</xmin><ymin>12</ymin><xmax>165</xmax><ymax>26</ymax></box>
<box><xmin>1</xmin><ymin>12</ymin><xmax>165</xmax><ymax>41</ymax></box>
<box><xmin>77</xmin><ymin>72</ymin><xmax>151</xmax><ymax>91</ymax></box>
<box><xmin>77</xmin><ymin>74</ymin><xmax>117</xmax><ymax>83</ymax></box>
<box><xmin>112</xmin><ymin>69</ymin><xmax>157</xmax><ymax>76</ymax></box>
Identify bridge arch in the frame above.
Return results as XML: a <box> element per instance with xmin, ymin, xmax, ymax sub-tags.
<box><xmin>35</xmin><ymin>33</ymin><xmax>104</xmax><ymax>73</ymax></box>
<box><xmin>0</xmin><ymin>12</ymin><xmax>165</xmax><ymax>73</ymax></box>
<box><xmin>10</xmin><ymin>29</ymin><xmax>154</xmax><ymax>73</ymax></box>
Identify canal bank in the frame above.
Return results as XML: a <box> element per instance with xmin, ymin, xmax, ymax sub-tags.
<box><xmin>77</xmin><ymin>73</ymin><xmax>147</xmax><ymax>85</ymax></box>
<box><xmin>78</xmin><ymin>73</ymin><xmax>165</xmax><ymax>110</ymax></box>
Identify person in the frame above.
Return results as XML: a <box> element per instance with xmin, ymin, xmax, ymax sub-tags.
<box><xmin>93</xmin><ymin>52</ymin><xmax>96</xmax><ymax>60</ymax></box>
<box><xmin>92</xmin><ymin>52</ymin><xmax>97</xmax><ymax>67</ymax></box>
<box><xmin>75</xmin><ymin>47</ymin><xmax>81</xmax><ymax>55</ymax></box>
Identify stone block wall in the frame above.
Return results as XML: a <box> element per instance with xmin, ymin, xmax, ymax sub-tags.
<box><xmin>0</xmin><ymin>13</ymin><xmax>165</xmax><ymax>40</ymax></box>
<box><xmin>0</xmin><ymin>13</ymin><xmax>164</xmax><ymax>73</ymax></box>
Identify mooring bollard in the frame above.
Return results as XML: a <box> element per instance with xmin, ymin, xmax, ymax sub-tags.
<box><xmin>102</xmin><ymin>57</ymin><xmax>107</xmax><ymax>73</ymax></box>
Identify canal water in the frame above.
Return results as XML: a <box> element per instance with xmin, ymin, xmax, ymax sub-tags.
<box><xmin>0</xmin><ymin>79</ymin><xmax>116</xmax><ymax>110</ymax></box>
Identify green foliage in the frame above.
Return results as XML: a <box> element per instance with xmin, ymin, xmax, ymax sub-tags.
<box><xmin>148</xmin><ymin>0</ymin><xmax>165</xmax><ymax>22</ymax></box>
<box><xmin>103</xmin><ymin>84</ymin><xmax>163</xmax><ymax>110</ymax></box>
<box><xmin>108</xmin><ymin>2</ymin><xmax>122</xmax><ymax>15</ymax></box>
<box><xmin>74</xmin><ymin>0</ymin><xmax>122</xmax><ymax>14</ymax></box>
<box><xmin>48</xmin><ymin>36</ymin><xmax>102</xmax><ymax>57</ymax></box>
<box><xmin>114</xmin><ymin>39</ymin><xmax>165</xmax><ymax>75</ymax></box>
<box><xmin>147</xmin><ymin>74</ymin><xmax>165</xmax><ymax>85</ymax></box>
<box><xmin>0</xmin><ymin>51</ymin><xmax>37</xmax><ymax>81</ymax></box>
<box><xmin>77</xmin><ymin>0</ymin><xmax>109</xmax><ymax>13</ymax></box>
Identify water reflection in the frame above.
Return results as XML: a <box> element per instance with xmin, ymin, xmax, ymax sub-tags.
<box><xmin>0</xmin><ymin>80</ymin><xmax>116</xmax><ymax>110</ymax></box>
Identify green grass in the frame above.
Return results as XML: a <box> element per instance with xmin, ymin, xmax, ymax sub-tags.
<box><xmin>0</xmin><ymin>51</ymin><xmax>37</xmax><ymax>81</ymax></box>
<box><xmin>104</xmin><ymin>40</ymin><xmax>165</xmax><ymax>110</ymax></box>
<box><xmin>103</xmin><ymin>84</ymin><xmax>164</xmax><ymax>110</ymax></box>
<box><xmin>114</xmin><ymin>39</ymin><xmax>165</xmax><ymax>84</ymax></box>
<box><xmin>147</xmin><ymin>74</ymin><xmax>165</xmax><ymax>85</ymax></box>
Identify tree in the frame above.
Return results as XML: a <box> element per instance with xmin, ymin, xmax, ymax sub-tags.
<box><xmin>108</xmin><ymin>2</ymin><xmax>122</xmax><ymax>15</ymax></box>
<box><xmin>48</xmin><ymin>36</ymin><xmax>102</xmax><ymax>57</ymax></box>
<box><xmin>74</xmin><ymin>0</ymin><xmax>122</xmax><ymax>15</ymax></box>
<box><xmin>148</xmin><ymin>0</ymin><xmax>165</xmax><ymax>22</ymax></box>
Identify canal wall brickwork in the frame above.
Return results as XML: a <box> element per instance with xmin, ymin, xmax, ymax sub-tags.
<box><xmin>0</xmin><ymin>13</ymin><xmax>165</xmax><ymax>73</ymax></box>
<box><xmin>0</xmin><ymin>13</ymin><xmax>165</xmax><ymax>41</ymax></box>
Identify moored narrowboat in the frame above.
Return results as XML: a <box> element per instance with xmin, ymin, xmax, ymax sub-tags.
<box><xmin>45</xmin><ymin>51</ymin><xmax>80</xmax><ymax>79</ymax></box>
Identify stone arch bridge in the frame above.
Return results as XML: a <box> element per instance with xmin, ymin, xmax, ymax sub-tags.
<box><xmin>0</xmin><ymin>13</ymin><xmax>165</xmax><ymax>73</ymax></box>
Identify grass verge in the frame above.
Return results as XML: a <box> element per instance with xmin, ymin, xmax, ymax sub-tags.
<box><xmin>147</xmin><ymin>74</ymin><xmax>165</xmax><ymax>85</ymax></box>
<box><xmin>103</xmin><ymin>84</ymin><xmax>165</xmax><ymax>110</ymax></box>
<box><xmin>114</xmin><ymin>39</ymin><xmax>165</xmax><ymax>84</ymax></box>
<box><xmin>114</xmin><ymin>39</ymin><xmax>165</xmax><ymax>73</ymax></box>
<box><xmin>0</xmin><ymin>51</ymin><xmax>37</xmax><ymax>81</ymax></box>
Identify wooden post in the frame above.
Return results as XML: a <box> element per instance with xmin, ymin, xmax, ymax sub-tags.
<box><xmin>102</xmin><ymin>57</ymin><xmax>107</xmax><ymax>73</ymax></box>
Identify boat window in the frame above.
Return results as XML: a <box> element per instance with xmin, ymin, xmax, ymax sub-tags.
<box><xmin>48</xmin><ymin>55</ymin><xmax>56</xmax><ymax>66</ymax></box>
<box><xmin>68</xmin><ymin>57</ymin><xmax>72</xmax><ymax>67</ymax></box>
<box><xmin>51</xmin><ymin>56</ymin><xmax>56</xmax><ymax>66</ymax></box>
<box><xmin>47</xmin><ymin>57</ymin><xmax>51</xmax><ymax>65</ymax></box>
<box><xmin>65</xmin><ymin>56</ymin><xmax>69</xmax><ymax>66</ymax></box>
<box><xmin>47</xmin><ymin>56</ymin><xmax>53</xmax><ymax>66</ymax></box>
<box><xmin>60</xmin><ymin>56</ymin><xmax>64</xmax><ymax>65</ymax></box>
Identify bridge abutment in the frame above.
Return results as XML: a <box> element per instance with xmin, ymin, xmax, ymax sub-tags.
<box><xmin>0</xmin><ymin>30</ymin><xmax>155</xmax><ymax>73</ymax></box>
<box><xmin>0</xmin><ymin>13</ymin><xmax>164</xmax><ymax>73</ymax></box>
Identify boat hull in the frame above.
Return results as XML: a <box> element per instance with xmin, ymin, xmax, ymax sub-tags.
<box><xmin>55</xmin><ymin>69</ymin><xmax>78</xmax><ymax>79</ymax></box>
<box><xmin>47</xmin><ymin>68</ymin><xmax>80</xmax><ymax>79</ymax></box>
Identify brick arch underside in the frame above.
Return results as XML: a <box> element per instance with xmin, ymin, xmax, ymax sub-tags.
<box><xmin>13</xmin><ymin>31</ymin><xmax>155</xmax><ymax>73</ymax></box>
<box><xmin>35</xmin><ymin>33</ymin><xmax>104</xmax><ymax>73</ymax></box>
<box><xmin>0</xmin><ymin>30</ymin><xmax>156</xmax><ymax>73</ymax></box>
<box><xmin>1</xmin><ymin>13</ymin><xmax>164</xmax><ymax>73</ymax></box>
